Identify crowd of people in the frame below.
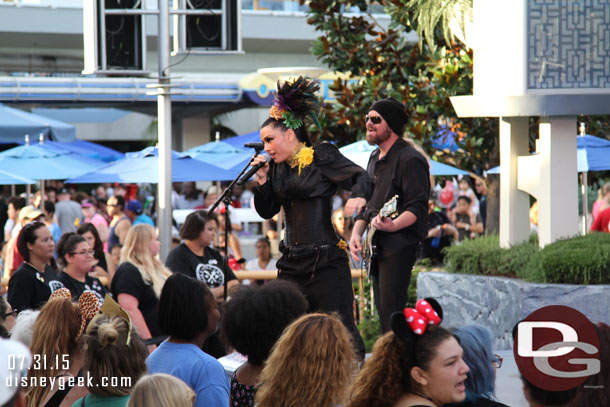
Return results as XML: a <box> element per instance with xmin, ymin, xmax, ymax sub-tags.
<box><xmin>2</xmin><ymin>289</ymin><xmax>608</xmax><ymax>407</ymax></box>
<box><xmin>1</xmin><ymin>78</ymin><xmax>607</xmax><ymax>407</ymax></box>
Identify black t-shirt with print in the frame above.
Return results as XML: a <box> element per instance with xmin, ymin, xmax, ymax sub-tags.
<box><xmin>165</xmin><ymin>243</ymin><xmax>237</xmax><ymax>287</ymax></box>
<box><xmin>58</xmin><ymin>272</ymin><xmax>107</xmax><ymax>304</ymax></box>
<box><xmin>8</xmin><ymin>263</ymin><xmax>64</xmax><ymax>312</ymax></box>
<box><xmin>111</xmin><ymin>262</ymin><xmax>161</xmax><ymax>339</ymax></box>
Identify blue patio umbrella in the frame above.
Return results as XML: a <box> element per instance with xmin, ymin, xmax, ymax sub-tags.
<box><xmin>487</xmin><ymin>135</ymin><xmax>610</xmax><ymax>174</ymax></box>
<box><xmin>0</xmin><ymin>144</ymin><xmax>106</xmax><ymax>180</ymax></box>
<box><xmin>576</xmin><ymin>135</ymin><xmax>610</xmax><ymax>172</ymax></box>
<box><xmin>0</xmin><ymin>104</ymin><xmax>76</xmax><ymax>143</ymax></box>
<box><xmin>486</xmin><ymin>134</ymin><xmax>610</xmax><ymax>233</ymax></box>
<box><xmin>66</xmin><ymin>146</ymin><xmax>236</xmax><ymax>183</ymax></box>
<box><xmin>0</xmin><ymin>169</ymin><xmax>35</xmax><ymax>185</ymax></box>
<box><xmin>185</xmin><ymin>141</ymin><xmax>254</xmax><ymax>171</ymax></box>
<box><xmin>42</xmin><ymin>140</ymin><xmax>125</xmax><ymax>163</ymax></box>
<box><xmin>222</xmin><ymin>131</ymin><xmax>261</xmax><ymax>150</ymax></box>
<box><xmin>339</xmin><ymin>140</ymin><xmax>468</xmax><ymax>176</ymax></box>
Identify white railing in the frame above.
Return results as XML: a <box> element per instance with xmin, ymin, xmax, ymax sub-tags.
<box><xmin>1</xmin><ymin>0</ymin><xmax>386</xmax><ymax>14</ymax></box>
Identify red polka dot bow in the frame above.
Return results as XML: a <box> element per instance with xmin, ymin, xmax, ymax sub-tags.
<box><xmin>403</xmin><ymin>299</ymin><xmax>442</xmax><ymax>335</ymax></box>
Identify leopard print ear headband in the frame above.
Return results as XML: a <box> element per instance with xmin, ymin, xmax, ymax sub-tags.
<box><xmin>49</xmin><ymin>288</ymin><xmax>101</xmax><ymax>338</ymax></box>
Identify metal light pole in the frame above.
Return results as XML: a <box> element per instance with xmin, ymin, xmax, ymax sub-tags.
<box><xmin>157</xmin><ymin>0</ymin><xmax>172</xmax><ymax>261</ymax></box>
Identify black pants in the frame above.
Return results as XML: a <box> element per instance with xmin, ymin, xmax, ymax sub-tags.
<box><xmin>372</xmin><ymin>242</ymin><xmax>420</xmax><ymax>333</ymax></box>
<box><xmin>277</xmin><ymin>241</ymin><xmax>366</xmax><ymax>358</ymax></box>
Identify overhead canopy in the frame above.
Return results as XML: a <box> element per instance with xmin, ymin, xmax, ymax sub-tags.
<box><xmin>43</xmin><ymin>140</ymin><xmax>124</xmax><ymax>163</ymax></box>
<box><xmin>488</xmin><ymin>135</ymin><xmax>610</xmax><ymax>174</ymax></box>
<box><xmin>0</xmin><ymin>168</ymin><xmax>35</xmax><ymax>185</ymax></box>
<box><xmin>0</xmin><ymin>144</ymin><xmax>106</xmax><ymax>180</ymax></box>
<box><xmin>67</xmin><ymin>146</ymin><xmax>237</xmax><ymax>184</ymax></box>
<box><xmin>576</xmin><ymin>135</ymin><xmax>610</xmax><ymax>172</ymax></box>
<box><xmin>222</xmin><ymin>131</ymin><xmax>261</xmax><ymax>150</ymax></box>
<box><xmin>185</xmin><ymin>141</ymin><xmax>254</xmax><ymax>171</ymax></box>
<box><xmin>0</xmin><ymin>104</ymin><xmax>76</xmax><ymax>143</ymax></box>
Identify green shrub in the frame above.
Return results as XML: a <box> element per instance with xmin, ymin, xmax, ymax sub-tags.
<box><xmin>522</xmin><ymin>232</ymin><xmax>610</xmax><ymax>284</ymax></box>
<box><xmin>357</xmin><ymin>314</ymin><xmax>380</xmax><ymax>353</ymax></box>
<box><xmin>443</xmin><ymin>232</ymin><xmax>610</xmax><ymax>285</ymax></box>
<box><xmin>443</xmin><ymin>235</ymin><xmax>538</xmax><ymax>277</ymax></box>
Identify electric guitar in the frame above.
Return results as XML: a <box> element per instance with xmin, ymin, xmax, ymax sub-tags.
<box><xmin>362</xmin><ymin>195</ymin><xmax>399</xmax><ymax>264</ymax></box>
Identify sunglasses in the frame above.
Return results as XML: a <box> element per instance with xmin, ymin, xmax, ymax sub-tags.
<box><xmin>365</xmin><ymin>115</ymin><xmax>383</xmax><ymax>124</ymax></box>
<box><xmin>492</xmin><ymin>354</ymin><xmax>503</xmax><ymax>369</ymax></box>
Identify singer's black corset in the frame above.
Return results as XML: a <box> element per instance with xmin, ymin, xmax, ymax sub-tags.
<box><xmin>253</xmin><ymin>142</ymin><xmax>373</xmax><ymax>246</ymax></box>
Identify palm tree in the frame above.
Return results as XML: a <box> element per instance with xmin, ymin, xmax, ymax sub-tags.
<box><xmin>407</xmin><ymin>0</ymin><xmax>473</xmax><ymax>51</ymax></box>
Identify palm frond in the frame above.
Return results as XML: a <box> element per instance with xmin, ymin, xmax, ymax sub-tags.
<box><xmin>408</xmin><ymin>0</ymin><xmax>473</xmax><ymax>51</ymax></box>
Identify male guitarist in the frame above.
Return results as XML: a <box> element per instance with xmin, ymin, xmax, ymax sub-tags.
<box><xmin>349</xmin><ymin>98</ymin><xmax>430</xmax><ymax>332</ymax></box>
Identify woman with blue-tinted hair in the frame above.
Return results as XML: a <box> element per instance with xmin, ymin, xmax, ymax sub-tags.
<box><xmin>449</xmin><ymin>325</ymin><xmax>509</xmax><ymax>407</ymax></box>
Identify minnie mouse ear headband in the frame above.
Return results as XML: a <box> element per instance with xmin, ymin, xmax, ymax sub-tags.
<box><xmin>269</xmin><ymin>76</ymin><xmax>321</xmax><ymax>130</ymax></box>
<box><xmin>391</xmin><ymin>298</ymin><xmax>443</xmax><ymax>343</ymax></box>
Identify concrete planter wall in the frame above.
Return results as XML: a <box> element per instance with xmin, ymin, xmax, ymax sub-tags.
<box><xmin>417</xmin><ymin>272</ymin><xmax>610</xmax><ymax>350</ymax></box>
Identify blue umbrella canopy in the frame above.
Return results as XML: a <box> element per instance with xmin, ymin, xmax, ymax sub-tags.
<box><xmin>0</xmin><ymin>104</ymin><xmax>76</xmax><ymax>143</ymax></box>
<box><xmin>0</xmin><ymin>144</ymin><xmax>106</xmax><ymax>180</ymax></box>
<box><xmin>222</xmin><ymin>131</ymin><xmax>261</xmax><ymax>150</ymax></box>
<box><xmin>488</xmin><ymin>135</ymin><xmax>610</xmax><ymax>174</ymax></box>
<box><xmin>0</xmin><ymin>168</ymin><xmax>35</xmax><ymax>185</ymax></box>
<box><xmin>66</xmin><ymin>146</ymin><xmax>236</xmax><ymax>183</ymax></box>
<box><xmin>185</xmin><ymin>141</ymin><xmax>254</xmax><ymax>171</ymax></box>
<box><xmin>339</xmin><ymin>140</ymin><xmax>468</xmax><ymax>176</ymax></box>
<box><xmin>43</xmin><ymin>140</ymin><xmax>125</xmax><ymax>163</ymax></box>
<box><xmin>576</xmin><ymin>135</ymin><xmax>610</xmax><ymax>172</ymax></box>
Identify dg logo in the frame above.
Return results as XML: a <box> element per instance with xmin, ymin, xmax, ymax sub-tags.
<box><xmin>514</xmin><ymin>305</ymin><xmax>600</xmax><ymax>391</ymax></box>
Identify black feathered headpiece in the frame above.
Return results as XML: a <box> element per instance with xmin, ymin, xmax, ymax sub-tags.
<box><xmin>269</xmin><ymin>76</ymin><xmax>321</xmax><ymax>130</ymax></box>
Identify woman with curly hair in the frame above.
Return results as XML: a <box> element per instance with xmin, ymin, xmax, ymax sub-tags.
<box><xmin>348</xmin><ymin>299</ymin><xmax>470</xmax><ymax>407</ymax></box>
<box><xmin>221</xmin><ymin>280</ymin><xmax>308</xmax><ymax>406</ymax></box>
<box><xmin>74</xmin><ymin>314</ymin><xmax>148</xmax><ymax>407</ymax></box>
<box><xmin>255</xmin><ymin>312</ymin><xmax>356</xmax><ymax>407</ymax></box>
<box><xmin>111</xmin><ymin>224</ymin><xmax>171</xmax><ymax>344</ymax></box>
<box><xmin>251</xmin><ymin>77</ymin><xmax>372</xmax><ymax>357</ymax></box>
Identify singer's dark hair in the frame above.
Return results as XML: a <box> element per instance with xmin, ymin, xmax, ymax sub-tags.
<box><xmin>261</xmin><ymin>118</ymin><xmax>312</xmax><ymax>146</ymax></box>
<box><xmin>261</xmin><ymin>76</ymin><xmax>321</xmax><ymax>147</ymax></box>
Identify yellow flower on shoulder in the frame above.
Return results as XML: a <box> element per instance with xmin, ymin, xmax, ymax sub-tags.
<box><xmin>296</xmin><ymin>146</ymin><xmax>314</xmax><ymax>175</ymax></box>
<box><xmin>337</xmin><ymin>240</ymin><xmax>348</xmax><ymax>251</ymax></box>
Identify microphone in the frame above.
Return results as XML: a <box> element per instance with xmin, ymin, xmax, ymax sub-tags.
<box><xmin>237</xmin><ymin>152</ymin><xmax>271</xmax><ymax>186</ymax></box>
<box><xmin>244</xmin><ymin>142</ymin><xmax>264</xmax><ymax>150</ymax></box>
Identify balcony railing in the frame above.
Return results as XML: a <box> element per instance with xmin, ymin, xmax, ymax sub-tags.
<box><xmin>1</xmin><ymin>0</ymin><xmax>386</xmax><ymax>14</ymax></box>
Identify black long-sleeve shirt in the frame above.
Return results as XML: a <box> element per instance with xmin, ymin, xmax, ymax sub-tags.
<box><xmin>254</xmin><ymin>142</ymin><xmax>373</xmax><ymax>219</ymax></box>
<box><xmin>363</xmin><ymin>138</ymin><xmax>430</xmax><ymax>251</ymax></box>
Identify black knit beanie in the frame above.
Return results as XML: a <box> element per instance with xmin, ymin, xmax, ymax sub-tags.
<box><xmin>368</xmin><ymin>98</ymin><xmax>409</xmax><ymax>136</ymax></box>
